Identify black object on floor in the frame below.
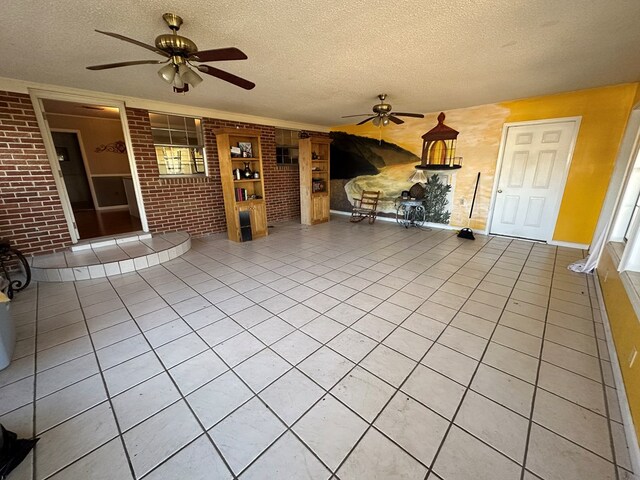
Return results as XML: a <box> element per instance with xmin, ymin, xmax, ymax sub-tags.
<box><xmin>458</xmin><ymin>172</ymin><xmax>480</xmax><ymax>240</ymax></box>
<box><xmin>239</xmin><ymin>211</ymin><xmax>252</xmax><ymax>242</ymax></box>
<box><xmin>0</xmin><ymin>425</ymin><xmax>38</xmax><ymax>479</ymax></box>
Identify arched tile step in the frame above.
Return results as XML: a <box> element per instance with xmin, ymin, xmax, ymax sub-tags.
<box><xmin>29</xmin><ymin>232</ymin><xmax>191</xmax><ymax>282</ymax></box>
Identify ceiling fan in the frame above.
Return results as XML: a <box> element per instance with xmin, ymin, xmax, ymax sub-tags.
<box><xmin>86</xmin><ymin>13</ymin><xmax>255</xmax><ymax>93</ymax></box>
<box><xmin>342</xmin><ymin>94</ymin><xmax>424</xmax><ymax>126</ymax></box>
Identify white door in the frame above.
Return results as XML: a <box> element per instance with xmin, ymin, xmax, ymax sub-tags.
<box><xmin>490</xmin><ymin>120</ymin><xmax>579</xmax><ymax>241</ymax></box>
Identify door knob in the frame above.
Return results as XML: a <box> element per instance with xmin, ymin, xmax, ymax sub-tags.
<box><xmin>497</xmin><ymin>189</ymin><xmax>503</xmax><ymax>193</ymax></box>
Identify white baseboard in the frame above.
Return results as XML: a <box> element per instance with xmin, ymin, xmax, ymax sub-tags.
<box><xmin>330</xmin><ymin>210</ymin><xmax>475</xmax><ymax>232</ymax></box>
<box><xmin>549</xmin><ymin>239</ymin><xmax>591</xmax><ymax>250</ymax></box>
<box><xmin>593</xmin><ymin>270</ymin><xmax>640</xmax><ymax>476</ymax></box>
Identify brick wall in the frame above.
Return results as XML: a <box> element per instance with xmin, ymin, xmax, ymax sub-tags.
<box><xmin>127</xmin><ymin>107</ymin><xmax>328</xmax><ymax>235</ymax></box>
<box><xmin>0</xmin><ymin>91</ymin><xmax>72</xmax><ymax>255</ymax></box>
<box><xmin>0</xmin><ymin>90</ymin><xmax>327</xmax><ymax>256</ymax></box>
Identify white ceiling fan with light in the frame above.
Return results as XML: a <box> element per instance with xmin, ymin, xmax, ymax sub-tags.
<box><xmin>86</xmin><ymin>13</ymin><xmax>255</xmax><ymax>93</ymax></box>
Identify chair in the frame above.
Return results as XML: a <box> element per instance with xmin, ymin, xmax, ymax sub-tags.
<box><xmin>350</xmin><ymin>190</ymin><xmax>380</xmax><ymax>224</ymax></box>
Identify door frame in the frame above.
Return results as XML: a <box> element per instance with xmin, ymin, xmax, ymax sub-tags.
<box><xmin>29</xmin><ymin>89</ymin><xmax>149</xmax><ymax>243</ymax></box>
<box><xmin>486</xmin><ymin>116</ymin><xmax>582</xmax><ymax>243</ymax></box>
<box><xmin>50</xmin><ymin>128</ymin><xmax>99</xmax><ymax>212</ymax></box>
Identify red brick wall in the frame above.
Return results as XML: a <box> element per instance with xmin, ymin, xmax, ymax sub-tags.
<box><xmin>127</xmin><ymin>107</ymin><xmax>327</xmax><ymax>235</ymax></box>
<box><xmin>0</xmin><ymin>91</ymin><xmax>72</xmax><ymax>255</ymax></box>
<box><xmin>0</xmin><ymin>90</ymin><xmax>327</xmax><ymax>256</ymax></box>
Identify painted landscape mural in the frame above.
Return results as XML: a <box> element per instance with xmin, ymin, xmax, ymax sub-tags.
<box><xmin>331</xmin><ymin>104</ymin><xmax>511</xmax><ymax>229</ymax></box>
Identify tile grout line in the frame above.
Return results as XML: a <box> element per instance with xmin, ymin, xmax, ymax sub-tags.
<box><xmin>101</xmin><ymin>274</ymin><xmax>241</xmax><ymax>480</ymax></box>
<box><xmin>236</xmin><ymin>232</ymin><xmax>495</xmax><ymax>477</ymax></box>
<box><xmin>67</xmin><ymin>280</ymin><xmax>139</xmax><ymax>480</ymax></box>
<box><xmin>518</xmin><ymin>245</ymin><xmax>559</xmax><ymax>480</ymax></box>
<box><xmin>175</xmin><ymin>229</ymin><xmax>469</xmax><ymax>477</ymax></box>
<box><xmin>324</xmin><ymin>236</ymin><xmax>516</xmax><ymax>477</ymax></box>
<box><xmin>30</xmin><ymin>281</ymin><xmax>39</xmax><ymax>480</ymax></box>
<box><xmin>422</xmin><ymin>239</ymin><xmax>538</xmax><ymax>480</ymax></box>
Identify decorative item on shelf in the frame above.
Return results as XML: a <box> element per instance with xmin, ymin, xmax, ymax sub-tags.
<box><xmin>298</xmin><ymin>130</ymin><xmax>310</xmax><ymax>139</ymax></box>
<box><xmin>409</xmin><ymin>183</ymin><xmax>426</xmax><ymax>200</ymax></box>
<box><xmin>409</xmin><ymin>112</ymin><xmax>462</xmax><ymax>182</ymax></box>
<box><xmin>312</xmin><ymin>152</ymin><xmax>319</xmax><ymax>160</ymax></box>
<box><xmin>253</xmin><ymin>171</ymin><xmax>260</xmax><ymax>179</ymax></box>
<box><xmin>312</xmin><ymin>179</ymin><xmax>326</xmax><ymax>193</ymax></box>
<box><xmin>233</xmin><ymin>168</ymin><xmax>242</xmax><ymax>180</ymax></box>
<box><xmin>243</xmin><ymin>162</ymin><xmax>253</xmax><ymax>178</ymax></box>
<box><xmin>230</xmin><ymin>146</ymin><xmax>241</xmax><ymax>158</ymax></box>
<box><xmin>401</xmin><ymin>190</ymin><xmax>410</xmax><ymax>200</ymax></box>
<box><xmin>239</xmin><ymin>142</ymin><xmax>253</xmax><ymax>158</ymax></box>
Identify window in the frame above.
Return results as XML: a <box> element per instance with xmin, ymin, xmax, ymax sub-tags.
<box><xmin>149</xmin><ymin>113</ymin><xmax>205</xmax><ymax>175</ymax></box>
<box><xmin>275</xmin><ymin>128</ymin><xmax>299</xmax><ymax>165</ymax></box>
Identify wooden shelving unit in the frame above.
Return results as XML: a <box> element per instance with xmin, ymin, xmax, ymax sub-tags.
<box><xmin>215</xmin><ymin>129</ymin><xmax>268</xmax><ymax>242</ymax></box>
<box><xmin>299</xmin><ymin>137</ymin><xmax>332</xmax><ymax>225</ymax></box>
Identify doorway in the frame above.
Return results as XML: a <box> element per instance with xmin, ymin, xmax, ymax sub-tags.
<box><xmin>41</xmin><ymin>99</ymin><xmax>144</xmax><ymax>240</ymax></box>
<box><xmin>489</xmin><ymin>118</ymin><xmax>580</xmax><ymax>242</ymax></box>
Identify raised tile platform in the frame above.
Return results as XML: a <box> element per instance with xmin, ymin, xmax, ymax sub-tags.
<box><xmin>29</xmin><ymin>232</ymin><xmax>191</xmax><ymax>282</ymax></box>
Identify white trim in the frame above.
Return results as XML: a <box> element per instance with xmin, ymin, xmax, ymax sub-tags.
<box><xmin>90</xmin><ymin>173</ymin><xmax>133</xmax><ymax>177</ymax></box>
<box><xmin>30</xmin><ymin>94</ymin><xmax>79</xmax><ymax>242</ymax></box>
<box><xmin>0</xmin><ymin>76</ymin><xmax>329</xmax><ymax>132</ymax></box>
<box><xmin>30</xmin><ymin>89</ymin><xmax>150</xmax><ymax>236</ymax></box>
<box><xmin>593</xmin><ymin>270</ymin><xmax>640</xmax><ymax>476</ymax></box>
<box><xmin>49</xmin><ymin>128</ymin><xmax>100</xmax><ymax>212</ymax></box>
<box><xmin>590</xmin><ymin>108</ymin><xmax>640</xmax><ymax>272</ymax></box>
<box><xmin>548</xmin><ymin>239</ymin><xmax>590</xmax><ymax>250</ymax></box>
<box><xmin>487</xmin><ymin>117</ymin><xmax>582</xmax><ymax>243</ymax></box>
<box><xmin>46</xmin><ymin>112</ymin><xmax>122</xmax><ymax>122</ymax></box>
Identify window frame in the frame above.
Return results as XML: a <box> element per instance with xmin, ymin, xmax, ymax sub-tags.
<box><xmin>149</xmin><ymin>112</ymin><xmax>207</xmax><ymax>177</ymax></box>
<box><xmin>275</xmin><ymin>128</ymin><xmax>300</xmax><ymax>165</ymax></box>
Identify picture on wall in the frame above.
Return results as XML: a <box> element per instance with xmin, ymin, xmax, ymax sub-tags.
<box><xmin>238</xmin><ymin>142</ymin><xmax>253</xmax><ymax>158</ymax></box>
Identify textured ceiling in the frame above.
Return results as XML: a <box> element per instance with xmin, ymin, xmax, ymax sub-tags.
<box><xmin>3</xmin><ymin>0</ymin><xmax>640</xmax><ymax>126</ymax></box>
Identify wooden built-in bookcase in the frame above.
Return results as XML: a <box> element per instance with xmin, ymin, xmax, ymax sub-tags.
<box><xmin>299</xmin><ymin>137</ymin><xmax>332</xmax><ymax>225</ymax></box>
<box><xmin>215</xmin><ymin>128</ymin><xmax>268</xmax><ymax>242</ymax></box>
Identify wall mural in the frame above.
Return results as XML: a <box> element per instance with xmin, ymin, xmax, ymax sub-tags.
<box><xmin>330</xmin><ymin>103</ymin><xmax>510</xmax><ymax>229</ymax></box>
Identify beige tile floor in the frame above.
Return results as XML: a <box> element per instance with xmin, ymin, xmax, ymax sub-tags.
<box><xmin>0</xmin><ymin>218</ymin><xmax>636</xmax><ymax>479</ymax></box>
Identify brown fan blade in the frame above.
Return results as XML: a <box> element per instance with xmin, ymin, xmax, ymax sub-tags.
<box><xmin>341</xmin><ymin>114</ymin><xmax>372</xmax><ymax>118</ymax></box>
<box><xmin>392</xmin><ymin>112</ymin><xmax>425</xmax><ymax>118</ymax></box>
<box><xmin>357</xmin><ymin>117</ymin><xmax>376</xmax><ymax>125</ymax></box>
<box><xmin>189</xmin><ymin>47</ymin><xmax>248</xmax><ymax>62</ymax></box>
<box><xmin>388</xmin><ymin>115</ymin><xmax>404</xmax><ymax>125</ymax></box>
<box><xmin>197</xmin><ymin>65</ymin><xmax>255</xmax><ymax>90</ymax></box>
<box><xmin>95</xmin><ymin>30</ymin><xmax>170</xmax><ymax>57</ymax></box>
<box><xmin>87</xmin><ymin>60</ymin><xmax>165</xmax><ymax>70</ymax></box>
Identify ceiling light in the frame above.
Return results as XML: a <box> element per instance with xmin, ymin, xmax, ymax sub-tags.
<box><xmin>382</xmin><ymin>117</ymin><xmax>390</xmax><ymax>126</ymax></box>
<box><xmin>179</xmin><ymin>64</ymin><xmax>203</xmax><ymax>88</ymax></box>
<box><xmin>158</xmin><ymin>64</ymin><xmax>176</xmax><ymax>84</ymax></box>
<box><xmin>173</xmin><ymin>72</ymin><xmax>185</xmax><ymax>89</ymax></box>
<box><xmin>372</xmin><ymin>117</ymin><xmax>381</xmax><ymax>127</ymax></box>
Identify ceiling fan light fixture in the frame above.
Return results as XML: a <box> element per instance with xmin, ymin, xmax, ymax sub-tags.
<box><xmin>158</xmin><ymin>63</ymin><xmax>176</xmax><ymax>83</ymax></box>
<box><xmin>382</xmin><ymin>117</ymin><xmax>390</xmax><ymax>126</ymax></box>
<box><xmin>372</xmin><ymin>117</ymin><xmax>381</xmax><ymax>127</ymax></box>
<box><xmin>179</xmin><ymin>64</ymin><xmax>203</xmax><ymax>88</ymax></box>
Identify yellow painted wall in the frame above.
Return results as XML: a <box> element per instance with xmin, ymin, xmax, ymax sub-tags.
<box><xmin>333</xmin><ymin>83</ymin><xmax>638</xmax><ymax>245</ymax></box>
<box><xmin>598</xmin><ymin>249</ymin><xmax>640</xmax><ymax>441</ymax></box>
<box><xmin>47</xmin><ymin>114</ymin><xmax>130</xmax><ymax>175</ymax></box>
<box><xmin>503</xmin><ymin>84</ymin><xmax>638</xmax><ymax>244</ymax></box>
